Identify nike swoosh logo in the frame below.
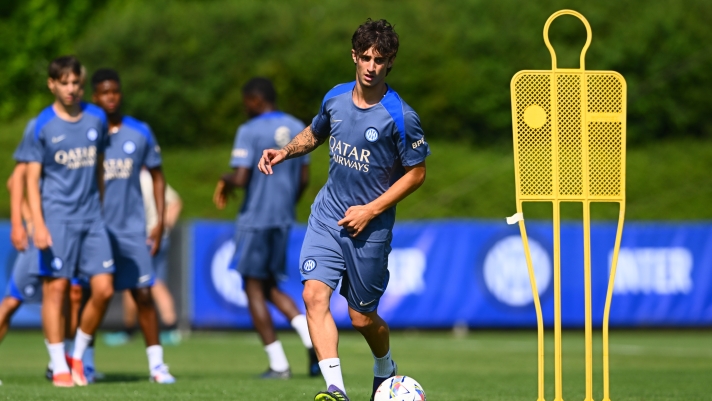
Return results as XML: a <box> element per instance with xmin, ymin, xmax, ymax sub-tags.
<box><xmin>103</xmin><ymin>259</ymin><xmax>114</xmax><ymax>268</ymax></box>
<box><xmin>328</xmin><ymin>364</ymin><xmax>339</xmax><ymax>368</ymax></box>
<box><xmin>360</xmin><ymin>299</ymin><xmax>376</xmax><ymax>307</ymax></box>
<box><xmin>331</xmin><ymin>119</ymin><xmax>342</xmax><ymax>123</ymax></box>
<box><xmin>51</xmin><ymin>135</ymin><xmax>66</xmax><ymax>143</ymax></box>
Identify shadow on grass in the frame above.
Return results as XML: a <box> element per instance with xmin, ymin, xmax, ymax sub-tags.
<box><xmin>97</xmin><ymin>373</ymin><xmax>145</xmax><ymax>383</ymax></box>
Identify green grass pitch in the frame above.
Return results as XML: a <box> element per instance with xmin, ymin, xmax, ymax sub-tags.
<box><xmin>0</xmin><ymin>330</ymin><xmax>710</xmax><ymax>400</ymax></box>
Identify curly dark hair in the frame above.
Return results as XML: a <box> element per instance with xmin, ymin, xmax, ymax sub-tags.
<box><xmin>351</xmin><ymin>19</ymin><xmax>399</xmax><ymax>74</ymax></box>
<box><xmin>91</xmin><ymin>68</ymin><xmax>121</xmax><ymax>90</ymax></box>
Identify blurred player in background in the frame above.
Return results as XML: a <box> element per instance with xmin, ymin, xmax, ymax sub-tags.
<box><xmin>214</xmin><ymin>77</ymin><xmax>317</xmax><ymax>378</ymax></box>
<box><xmin>105</xmin><ymin>169</ymin><xmax>182</xmax><ymax>346</ymax></box>
<box><xmin>91</xmin><ymin>68</ymin><xmax>175</xmax><ymax>383</ymax></box>
<box><xmin>0</xmin><ymin>165</ymin><xmax>42</xmax><ymax>343</ymax></box>
<box><xmin>140</xmin><ymin>168</ymin><xmax>182</xmax><ymax>344</ymax></box>
<box><xmin>258</xmin><ymin>19</ymin><xmax>430</xmax><ymax>401</ymax></box>
<box><xmin>1</xmin><ymin>68</ymin><xmax>102</xmax><ymax>382</ymax></box>
<box><xmin>21</xmin><ymin>56</ymin><xmax>115</xmax><ymax>387</ymax></box>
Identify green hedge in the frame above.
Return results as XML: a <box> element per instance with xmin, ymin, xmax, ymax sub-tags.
<box><xmin>2</xmin><ymin>0</ymin><xmax>711</xmax><ymax>147</ymax></box>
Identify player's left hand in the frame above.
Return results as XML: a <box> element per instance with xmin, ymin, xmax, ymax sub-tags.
<box><xmin>147</xmin><ymin>224</ymin><xmax>164</xmax><ymax>256</ymax></box>
<box><xmin>338</xmin><ymin>205</ymin><xmax>377</xmax><ymax>237</ymax></box>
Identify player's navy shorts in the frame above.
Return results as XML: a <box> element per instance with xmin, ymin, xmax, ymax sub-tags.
<box><xmin>4</xmin><ymin>245</ymin><xmax>42</xmax><ymax>303</ymax></box>
<box><xmin>152</xmin><ymin>236</ymin><xmax>170</xmax><ymax>283</ymax></box>
<box><xmin>299</xmin><ymin>216</ymin><xmax>392</xmax><ymax>313</ymax></box>
<box><xmin>37</xmin><ymin>220</ymin><xmax>114</xmax><ymax>279</ymax></box>
<box><xmin>109</xmin><ymin>232</ymin><xmax>155</xmax><ymax>291</ymax></box>
<box><xmin>232</xmin><ymin>226</ymin><xmax>289</xmax><ymax>281</ymax></box>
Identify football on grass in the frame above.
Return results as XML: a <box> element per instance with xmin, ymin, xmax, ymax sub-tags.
<box><xmin>374</xmin><ymin>375</ymin><xmax>426</xmax><ymax>401</ymax></box>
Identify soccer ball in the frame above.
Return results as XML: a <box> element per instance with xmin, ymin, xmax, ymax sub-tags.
<box><xmin>374</xmin><ymin>375</ymin><xmax>426</xmax><ymax>401</ymax></box>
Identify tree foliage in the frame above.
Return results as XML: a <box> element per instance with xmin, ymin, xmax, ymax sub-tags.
<box><xmin>3</xmin><ymin>0</ymin><xmax>711</xmax><ymax>146</ymax></box>
<box><xmin>0</xmin><ymin>0</ymin><xmax>108</xmax><ymax>119</ymax></box>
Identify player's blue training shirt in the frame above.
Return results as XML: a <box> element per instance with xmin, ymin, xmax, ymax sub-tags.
<box><xmin>20</xmin><ymin>103</ymin><xmax>109</xmax><ymax>222</ymax></box>
<box><xmin>310</xmin><ymin>81</ymin><xmax>430</xmax><ymax>242</ymax></box>
<box><xmin>103</xmin><ymin>116</ymin><xmax>162</xmax><ymax>234</ymax></box>
<box><xmin>230</xmin><ymin>111</ymin><xmax>308</xmax><ymax>228</ymax></box>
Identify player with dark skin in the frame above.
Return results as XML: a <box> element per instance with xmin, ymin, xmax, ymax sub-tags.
<box><xmin>214</xmin><ymin>90</ymin><xmax>311</xmax><ymax>355</ymax></box>
<box><xmin>92</xmin><ymin>78</ymin><xmax>166</xmax><ymax>351</ymax></box>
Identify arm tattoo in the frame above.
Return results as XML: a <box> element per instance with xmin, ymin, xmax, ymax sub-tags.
<box><xmin>282</xmin><ymin>126</ymin><xmax>326</xmax><ymax>159</ymax></box>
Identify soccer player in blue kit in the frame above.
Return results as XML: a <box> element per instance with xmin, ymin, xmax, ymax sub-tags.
<box><xmin>3</xmin><ymin>69</ymin><xmax>104</xmax><ymax>382</ymax></box>
<box><xmin>91</xmin><ymin>68</ymin><xmax>175</xmax><ymax>383</ymax></box>
<box><xmin>0</xmin><ymin>165</ymin><xmax>42</xmax><ymax>343</ymax></box>
<box><xmin>22</xmin><ymin>56</ymin><xmax>115</xmax><ymax>387</ymax></box>
<box><xmin>258</xmin><ymin>19</ymin><xmax>430</xmax><ymax>401</ymax></box>
<box><xmin>214</xmin><ymin>77</ymin><xmax>318</xmax><ymax>378</ymax></box>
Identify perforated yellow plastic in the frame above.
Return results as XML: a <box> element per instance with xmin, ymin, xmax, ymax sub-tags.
<box><xmin>509</xmin><ymin>9</ymin><xmax>626</xmax><ymax>401</ymax></box>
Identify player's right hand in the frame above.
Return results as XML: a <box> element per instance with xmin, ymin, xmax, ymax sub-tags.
<box><xmin>33</xmin><ymin>224</ymin><xmax>52</xmax><ymax>250</ymax></box>
<box><xmin>10</xmin><ymin>223</ymin><xmax>28</xmax><ymax>251</ymax></box>
<box><xmin>213</xmin><ymin>180</ymin><xmax>228</xmax><ymax>209</ymax></box>
<box><xmin>258</xmin><ymin>149</ymin><xmax>287</xmax><ymax>175</ymax></box>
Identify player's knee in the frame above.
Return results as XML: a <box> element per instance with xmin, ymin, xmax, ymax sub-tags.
<box><xmin>45</xmin><ymin>280</ymin><xmax>69</xmax><ymax>301</ymax></box>
<box><xmin>2</xmin><ymin>296</ymin><xmax>22</xmax><ymax>312</ymax></box>
<box><xmin>92</xmin><ymin>283</ymin><xmax>114</xmax><ymax>302</ymax></box>
<box><xmin>133</xmin><ymin>288</ymin><xmax>153</xmax><ymax>308</ymax></box>
<box><xmin>302</xmin><ymin>285</ymin><xmax>329</xmax><ymax>311</ymax></box>
<box><xmin>349</xmin><ymin>311</ymin><xmax>375</xmax><ymax>331</ymax></box>
<box><xmin>244</xmin><ymin>278</ymin><xmax>265</xmax><ymax>300</ymax></box>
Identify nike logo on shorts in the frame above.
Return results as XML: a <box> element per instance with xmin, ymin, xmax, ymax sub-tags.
<box><xmin>139</xmin><ymin>275</ymin><xmax>151</xmax><ymax>283</ymax></box>
<box><xmin>103</xmin><ymin>259</ymin><xmax>114</xmax><ymax>268</ymax></box>
<box><xmin>51</xmin><ymin>135</ymin><xmax>66</xmax><ymax>143</ymax></box>
<box><xmin>359</xmin><ymin>299</ymin><xmax>376</xmax><ymax>307</ymax></box>
<box><xmin>331</xmin><ymin>118</ymin><xmax>342</xmax><ymax>123</ymax></box>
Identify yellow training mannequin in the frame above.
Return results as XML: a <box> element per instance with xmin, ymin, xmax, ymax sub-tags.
<box><xmin>508</xmin><ymin>9</ymin><xmax>627</xmax><ymax>401</ymax></box>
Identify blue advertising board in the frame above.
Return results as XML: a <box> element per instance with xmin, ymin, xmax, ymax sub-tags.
<box><xmin>190</xmin><ymin>220</ymin><xmax>712</xmax><ymax>329</ymax></box>
<box><xmin>1</xmin><ymin>220</ymin><xmax>710</xmax><ymax>329</ymax></box>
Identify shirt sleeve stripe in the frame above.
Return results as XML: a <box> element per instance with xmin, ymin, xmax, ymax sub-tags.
<box><xmin>34</xmin><ymin>106</ymin><xmax>56</xmax><ymax>140</ymax></box>
<box><xmin>321</xmin><ymin>81</ymin><xmax>356</xmax><ymax>105</ymax></box>
<box><xmin>122</xmin><ymin>116</ymin><xmax>155</xmax><ymax>146</ymax></box>
<box><xmin>381</xmin><ymin>88</ymin><xmax>407</xmax><ymax>149</ymax></box>
<box><xmin>81</xmin><ymin>102</ymin><xmax>108</xmax><ymax>126</ymax></box>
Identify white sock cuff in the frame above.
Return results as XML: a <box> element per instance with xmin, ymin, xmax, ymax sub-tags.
<box><xmin>290</xmin><ymin>315</ymin><xmax>306</xmax><ymax>327</ymax></box>
<box><xmin>290</xmin><ymin>314</ymin><xmax>313</xmax><ymax>348</ymax></box>
<box><xmin>47</xmin><ymin>342</ymin><xmax>64</xmax><ymax>351</ymax></box>
<box><xmin>146</xmin><ymin>345</ymin><xmax>164</xmax><ymax>372</ymax></box>
<box><xmin>76</xmin><ymin>328</ymin><xmax>92</xmax><ymax>341</ymax></box>
<box><xmin>264</xmin><ymin>340</ymin><xmax>282</xmax><ymax>350</ymax></box>
<box><xmin>373</xmin><ymin>349</ymin><xmax>394</xmax><ymax>377</ymax></box>
<box><xmin>373</xmin><ymin>349</ymin><xmax>391</xmax><ymax>360</ymax></box>
<box><xmin>319</xmin><ymin>357</ymin><xmax>340</xmax><ymax>368</ymax></box>
<box><xmin>264</xmin><ymin>341</ymin><xmax>289</xmax><ymax>372</ymax></box>
<box><xmin>47</xmin><ymin>342</ymin><xmax>69</xmax><ymax>374</ymax></box>
<box><xmin>72</xmin><ymin>329</ymin><xmax>93</xmax><ymax>360</ymax></box>
<box><xmin>318</xmin><ymin>358</ymin><xmax>345</xmax><ymax>393</ymax></box>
